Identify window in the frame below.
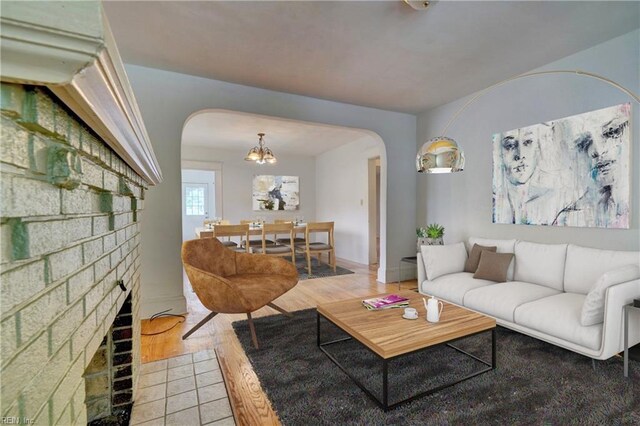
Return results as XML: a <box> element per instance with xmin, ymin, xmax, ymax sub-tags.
<box><xmin>185</xmin><ymin>186</ymin><xmax>205</xmax><ymax>216</ymax></box>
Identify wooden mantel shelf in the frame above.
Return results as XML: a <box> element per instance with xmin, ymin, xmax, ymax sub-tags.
<box><xmin>0</xmin><ymin>1</ymin><xmax>162</xmax><ymax>185</ymax></box>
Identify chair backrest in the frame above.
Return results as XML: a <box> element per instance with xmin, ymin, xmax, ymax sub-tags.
<box><xmin>182</xmin><ymin>237</ymin><xmax>237</xmax><ymax>277</ymax></box>
<box><xmin>305</xmin><ymin>221</ymin><xmax>334</xmax><ymax>245</ymax></box>
<box><xmin>203</xmin><ymin>219</ymin><xmax>231</xmax><ymax>226</ymax></box>
<box><xmin>263</xmin><ymin>222</ymin><xmax>294</xmax><ymax>247</ymax></box>
<box><xmin>213</xmin><ymin>224</ymin><xmax>250</xmax><ymax>238</ymax></box>
<box><xmin>199</xmin><ymin>230</ymin><xmax>214</xmax><ymax>238</ymax></box>
<box><xmin>274</xmin><ymin>219</ymin><xmax>293</xmax><ymax>224</ymax></box>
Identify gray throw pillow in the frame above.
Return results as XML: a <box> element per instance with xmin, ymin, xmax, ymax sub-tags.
<box><xmin>464</xmin><ymin>244</ymin><xmax>497</xmax><ymax>273</ymax></box>
<box><xmin>473</xmin><ymin>251</ymin><xmax>514</xmax><ymax>283</ymax></box>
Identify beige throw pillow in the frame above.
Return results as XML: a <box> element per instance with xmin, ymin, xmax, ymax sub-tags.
<box><xmin>464</xmin><ymin>244</ymin><xmax>497</xmax><ymax>273</ymax></box>
<box><xmin>474</xmin><ymin>251</ymin><xmax>514</xmax><ymax>283</ymax></box>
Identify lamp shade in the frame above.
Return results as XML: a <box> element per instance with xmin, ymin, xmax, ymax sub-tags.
<box><xmin>416</xmin><ymin>136</ymin><xmax>465</xmax><ymax>173</ymax></box>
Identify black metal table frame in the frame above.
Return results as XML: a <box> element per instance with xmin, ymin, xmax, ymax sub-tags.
<box><xmin>317</xmin><ymin>311</ymin><xmax>496</xmax><ymax>411</ymax></box>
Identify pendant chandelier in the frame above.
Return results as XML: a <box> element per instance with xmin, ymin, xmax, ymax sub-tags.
<box><xmin>244</xmin><ymin>132</ymin><xmax>276</xmax><ymax>164</ymax></box>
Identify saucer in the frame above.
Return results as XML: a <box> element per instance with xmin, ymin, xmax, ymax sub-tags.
<box><xmin>402</xmin><ymin>314</ymin><xmax>418</xmax><ymax>320</ymax></box>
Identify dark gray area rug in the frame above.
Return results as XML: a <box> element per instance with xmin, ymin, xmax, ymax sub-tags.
<box><xmin>232</xmin><ymin>308</ymin><xmax>640</xmax><ymax>425</ymax></box>
<box><xmin>294</xmin><ymin>255</ymin><xmax>354</xmax><ymax>280</ymax></box>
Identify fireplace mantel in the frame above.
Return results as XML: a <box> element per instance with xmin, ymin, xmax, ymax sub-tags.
<box><xmin>0</xmin><ymin>1</ymin><xmax>162</xmax><ymax>185</ymax></box>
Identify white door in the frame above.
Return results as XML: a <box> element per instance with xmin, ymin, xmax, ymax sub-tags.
<box><xmin>182</xmin><ymin>182</ymin><xmax>209</xmax><ymax>241</ymax></box>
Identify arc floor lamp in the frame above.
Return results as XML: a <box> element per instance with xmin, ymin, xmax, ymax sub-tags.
<box><xmin>417</xmin><ymin>70</ymin><xmax>640</xmax><ymax>174</ymax></box>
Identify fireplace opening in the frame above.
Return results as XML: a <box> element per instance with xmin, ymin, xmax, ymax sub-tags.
<box><xmin>85</xmin><ymin>295</ymin><xmax>134</xmax><ymax>425</ymax></box>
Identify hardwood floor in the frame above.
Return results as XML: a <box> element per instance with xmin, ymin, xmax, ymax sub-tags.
<box><xmin>140</xmin><ymin>258</ymin><xmax>418</xmax><ymax>425</ymax></box>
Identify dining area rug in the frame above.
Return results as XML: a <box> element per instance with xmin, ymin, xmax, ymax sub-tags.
<box><xmin>232</xmin><ymin>308</ymin><xmax>639</xmax><ymax>425</ymax></box>
<box><xmin>294</xmin><ymin>255</ymin><xmax>354</xmax><ymax>280</ymax></box>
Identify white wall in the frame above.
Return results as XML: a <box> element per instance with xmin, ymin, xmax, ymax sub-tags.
<box><xmin>417</xmin><ymin>30</ymin><xmax>640</xmax><ymax>250</ymax></box>
<box><xmin>126</xmin><ymin>65</ymin><xmax>416</xmax><ymax>317</ymax></box>
<box><xmin>316</xmin><ymin>136</ymin><xmax>383</xmax><ymax>264</ymax></box>
<box><xmin>182</xmin><ymin>145</ymin><xmax>316</xmax><ymax>224</ymax></box>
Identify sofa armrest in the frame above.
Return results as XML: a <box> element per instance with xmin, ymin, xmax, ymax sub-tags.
<box><xmin>417</xmin><ymin>252</ymin><xmax>427</xmax><ymax>287</ymax></box>
<box><xmin>599</xmin><ymin>278</ymin><xmax>640</xmax><ymax>359</ymax></box>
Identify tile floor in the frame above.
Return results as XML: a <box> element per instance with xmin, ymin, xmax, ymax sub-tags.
<box><xmin>130</xmin><ymin>349</ymin><xmax>235</xmax><ymax>425</ymax></box>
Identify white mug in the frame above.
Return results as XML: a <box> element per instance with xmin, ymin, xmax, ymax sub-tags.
<box><xmin>404</xmin><ymin>307</ymin><xmax>418</xmax><ymax>318</ymax></box>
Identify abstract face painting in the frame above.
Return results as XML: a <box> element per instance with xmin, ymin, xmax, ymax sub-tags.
<box><xmin>492</xmin><ymin>103</ymin><xmax>631</xmax><ymax>228</ymax></box>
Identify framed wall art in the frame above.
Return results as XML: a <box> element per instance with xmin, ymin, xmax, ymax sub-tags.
<box><xmin>492</xmin><ymin>102</ymin><xmax>631</xmax><ymax>228</ymax></box>
<box><xmin>252</xmin><ymin>175</ymin><xmax>300</xmax><ymax>211</ymax></box>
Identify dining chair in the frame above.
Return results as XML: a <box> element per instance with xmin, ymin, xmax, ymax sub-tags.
<box><xmin>181</xmin><ymin>237</ymin><xmax>299</xmax><ymax>348</ymax></box>
<box><xmin>239</xmin><ymin>220</ymin><xmax>275</xmax><ymax>249</ymax></box>
<box><xmin>253</xmin><ymin>222</ymin><xmax>296</xmax><ymax>262</ymax></box>
<box><xmin>274</xmin><ymin>219</ymin><xmax>306</xmax><ymax>247</ymax></box>
<box><xmin>201</xmin><ymin>219</ymin><xmax>236</xmax><ymax>246</ymax></box>
<box><xmin>296</xmin><ymin>221</ymin><xmax>336</xmax><ymax>274</ymax></box>
<box><xmin>212</xmin><ymin>224</ymin><xmax>250</xmax><ymax>252</ymax></box>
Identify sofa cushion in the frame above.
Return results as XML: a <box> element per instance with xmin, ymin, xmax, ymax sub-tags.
<box><xmin>468</xmin><ymin>237</ymin><xmax>516</xmax><ymax>280</ymax></box>
<box><xmin>464</xmin><ymin>244</ymin><xmax>497</xmax><ymax>273</ymax></box>
<box><xmin>420</xmin><ymin>242</ymin><xmax>467</xmax><ymax>281</ymax></box>
<box><xmin>580</xmin><ymin>265</ymin><xmax>640</xmax><ymax>326</ymax></box>
<box><xmin>463</xmin><ymin>281</ymin><xmax>559</xmax><ymax>322</ymax></box>
<box><xmin>473</xmin><ymin>251</ymin><xmax>514</xmax><ymax>283</ymax></box>
<box><xmin>515</xmin><ymin>293</ymin><xmax>602</xmax><ymax>350</ymax></box>
<box><xmin>564</xmin><ymin>245</ymin><xmax>640</xmax><ymax>294</ymax></box>
<box><xmin>421</xmin><ymin>272</ymin><xmax>496</xmax><ymax>306</ymax></box>
<box><xmin>514</xmin><ymin>241</ymin><xmax>567</xmax><ymax>291</ymax></box>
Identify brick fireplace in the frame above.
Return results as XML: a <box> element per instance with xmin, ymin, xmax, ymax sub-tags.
<box><xmin>0</xmin><ymin>84</ymin><xmax>145</xmax><ymax>424</ymax></box>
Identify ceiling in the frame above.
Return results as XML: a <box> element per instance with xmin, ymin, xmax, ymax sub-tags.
<box><xmin>104</xmin><ymin>1</ymin><xmax>639</xmax><ymax>115</ymax></box>
<box><xmin>182</xmin><ymin>110</ymin><xmax>374</xmax><ymax>156</ymax></box>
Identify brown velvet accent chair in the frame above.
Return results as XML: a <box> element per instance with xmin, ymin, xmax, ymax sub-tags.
<box><xmin>182</xmin><ymin>237</ymin><xmax>299</xmax><ymax>348</ymax></box>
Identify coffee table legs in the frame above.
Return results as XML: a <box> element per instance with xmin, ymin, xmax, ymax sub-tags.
<box><xmin>317</xmin><ymin>311</ymin><xmax>496</xmax><ymax>411</ymax></box>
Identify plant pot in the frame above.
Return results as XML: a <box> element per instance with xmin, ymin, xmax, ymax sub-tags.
<box><xmin>417</xmin><ymin>237</ymin><xmax>443</xmax><ymax>251</ymax></box>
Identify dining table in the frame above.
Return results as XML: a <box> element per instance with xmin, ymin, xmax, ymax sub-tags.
<box><xmin>195</xmin><ymin>223</ymin><xmax>308</xmax><ymax>238</ymax></box>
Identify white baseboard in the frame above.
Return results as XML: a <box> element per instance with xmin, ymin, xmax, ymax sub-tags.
<box><xmin>140</xmin><ymin>295</ymin><xmax>187</xmax><ymax>319</ymax></box>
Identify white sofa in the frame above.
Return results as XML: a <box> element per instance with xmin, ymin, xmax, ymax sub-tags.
<box><xmin>417</xmin><ymin>237</ymin><xmax>640</xmax><ymax>361</ymax></box>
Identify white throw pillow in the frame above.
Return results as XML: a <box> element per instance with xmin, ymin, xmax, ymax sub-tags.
<box><xmin>580</xmin><ymin>264</ymin><xmax>640</xmax><ymax>326</ymax></box>
<box><xmin>421</xmin><ymin>242</ymin><xmax>468</xmax><ymax>281</ymax></box>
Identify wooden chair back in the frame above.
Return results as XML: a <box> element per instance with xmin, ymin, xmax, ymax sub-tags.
<box><xmin>305</xmin><ymin>221</ymin><xmax>334</xmax><ymax>246</ymax></box>
<box><xmin>212</xmin><ymin>224</ymin><xmax>250</xmax><ymax>252</ymax></box>
<box><xmin>261</xmin><ymin>222</ymin><xmax>295</xmax><ymax>260</ymax></box>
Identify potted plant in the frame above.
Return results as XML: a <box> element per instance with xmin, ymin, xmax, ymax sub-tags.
<box><xmin>416</xmin><ymin>223</ymin><xmax>445</xmax><ymax>250</ymax></box>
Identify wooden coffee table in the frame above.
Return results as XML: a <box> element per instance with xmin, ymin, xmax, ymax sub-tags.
<box><xmin>316</xmin><ymin>290</ymin><xmax>496</xmax><ymax>411</ymax></box>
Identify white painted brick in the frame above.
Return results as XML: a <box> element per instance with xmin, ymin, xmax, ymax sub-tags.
<box><xmin>33</xmin><ymin>404</ymin><xmax>50</xmax><ymax>426</ymax></box>
<box><xmin>92</xmin><ymin>215</ymin><xmax>109</xmax><ymax>236</ymax></box>
<box><xmin>22</xmin><ymin>343</ymin><xmax>69</xmax><ymax>420</ymax></box>
<box><xmin>1</xmin><ymin>316</ymin><xmax>17</xmax><ymax>366</ymax></box>
<box><xmin>84</xmin><ymin>326</ymin><xmax>106</xmax><ymax>368</ymax></box>
<box><xmin>110</xmin><ymin>248</ymin><xmax>122</xmax><ymax>268</ymax></box>
<box><xmin>61</xmin><ymin>188</ymin><xmax>101</xmax><ymax>214</ymax></box>
<box><xmin>20</xmin><ymin>283</ymin><xmax>67</xmax><ymax>343</ymax></box>
<box><xmin>93</xmin><ymin>254</ymin><xmax>111</xmax><ymax>281</ymax></box>
<box><xmin>112</xmin><ymin>195</ymin><xmax>130</xmax><ymax>213</ymax></box>
<box><xmin>1</xmin><ymin>222</ymin><xmax>12</xmax><ymax>264</ymax></box>
<box><xmin>116</xmin><ymin>229</ymin><xmax>126</xmax><ymax>246</ymax></box>
<box><xmin>0</xmin><ymin>117</ymin><xmax>29</xmax><ymax>169</ymax></box>
<box><xmin>48</xmin><ymin>245</ymin><xmax>82</xmax><ymax>282</ymax></box>
<box><xmin>68</xmin><ymin>266</ymin><xmax>94</xmax><ymax>304</ymax></box>
<box><xmin>51</xmin><ymin>356</ymin><xmax>83</xmax><ymax>423</ymax></box>
<box><xmin>31</xmin><ymin>133</ymin><xmax>48</xmax><ymax>175</ymax></box>
<box><xmin>84</xmin><ymin>280</ymin><xmax>105</xmax><ymax>318</ymax></box>
<box><xmin>113</xmin><ymin>212</ymin><xmax>132</xmax><ymax>230</ymax></box>
<box><xmin>0</xmin><ymin>260</ymin><xmax>46</xmax><ymax>312</ymax></box>
<box><xmin>55</xmin><ymin>401</ymin><xmax>73</xmax><ymax>426</ymax></box>
<box><xmin>70</xmin><ymin>311</ymin><xmax>96</xmax><ymax>361</ymax></box>
<box><xmin>80</xmin><ymin>157</ymin><xmax>102</xmax><ymax>189</ymax></box>
<box><xmin>82</xmin><ymin>238</ymin><xmax>103</xmax><ymax>264</ymax></box>
<box><xmin>2</xmin><ymin>399</ymin><xmax>20</xmax><ymax>419</ymax></box>
<box><xmin>28</xmin><ymin>217</ymin><xmax>91</xmax><ymax>256</ymax></box>
<box><xmin>50</xmin><ymin>301</ymin><xmax>83</xmax><ymax>352</ymax></box>
<box><xmin>103</xmin><ymin>233</ymin><xmax>116</xmax><ymax>252</ymax></box>
<box><xmin>103</xmin><ymin>171</ymin><xmax>118</xmax><ymax>192</ymax></box>
<box><xmin>67</xmin><ymin>121</ymin><xmax>81</xmax><ymax>149</ymax></box>
<box><xmin>0</xmin><ymin>175</ymin><xmax>59</xmax><ymax>218</ymax></box>
<box><xmin>0</xmin><ymin>332</ymin><xmax>48</xmax><ymax>410</ymax></box>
